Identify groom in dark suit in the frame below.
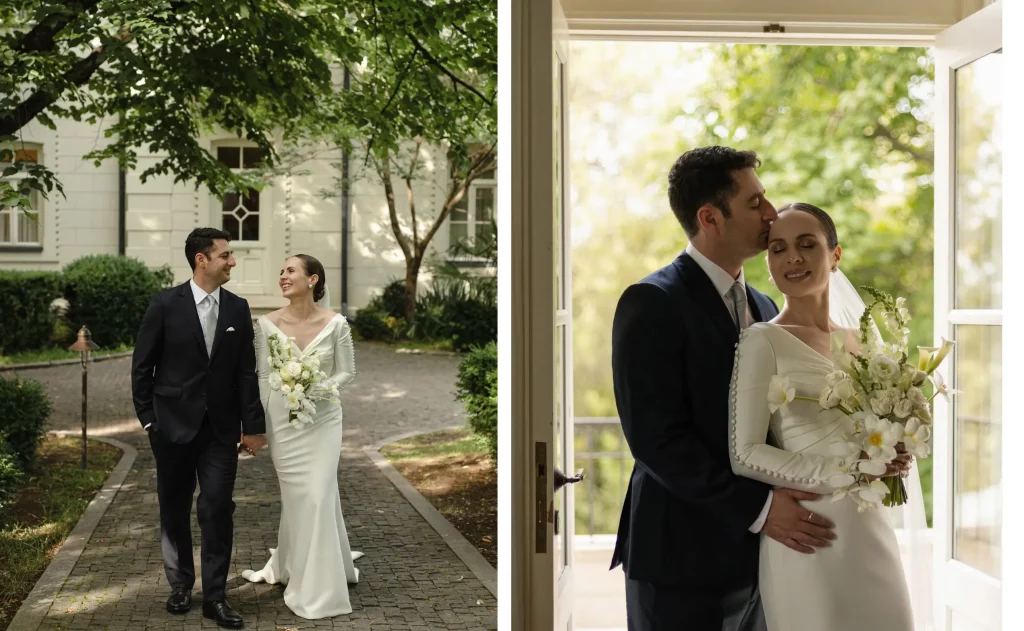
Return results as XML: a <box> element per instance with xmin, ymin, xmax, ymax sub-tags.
<box><xmin>611</xmin><ymin>147</ymin><xmax>838</xmax><ymax>630</ymax></box>
<box><xmin>131</xmin><ymin>227</ymin><xmax>267</xmax><ymax>628</ymax></box>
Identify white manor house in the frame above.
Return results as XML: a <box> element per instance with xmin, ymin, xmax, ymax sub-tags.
<box><xmin>0</xmin><ymin>116</ymin><xmax>496</xmax><ymax>316</ymax></box>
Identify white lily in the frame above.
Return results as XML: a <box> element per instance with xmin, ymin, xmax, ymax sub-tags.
<box><xmin>856</xmin><ymin>479</ymin><xmax>890</xmax><ymax>504</ymax></box>
<box><xmin>902</xmin><ymin>417</ymin><xmax>932</xmax><ymax>458</ymax></box>
<box><xmin>930</xmin><ymin>371</ymin><xmax>960</xmax><ymax>401</ymax></box>
<box><xmin>862</xmin><ymin>415</ymin><xmax>901</xmax><ymax>461</ymax></box>
<box><xmin>857</xmin><ymin>460</ymin><xmax>888</xmax><ymax>477</ymax></box>
<box><xmin>767</xmin><ymin>375</ymin><xmax>795</xmax><ymax>414</ymax></box>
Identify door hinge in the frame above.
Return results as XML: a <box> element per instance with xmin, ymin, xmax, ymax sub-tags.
<box><xmin>763</xmin><ymin>23</ymin><xmax>785</xmax><ymax>33</ymax></box>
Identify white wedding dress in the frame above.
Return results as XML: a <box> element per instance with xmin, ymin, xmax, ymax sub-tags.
<box><xmin>730</xmin><ymin>322</ymin><xmax>915</xmax><ymax>631</ymax></box>
<box><xmin>242</xmin><ymin>313</ymin><xmax>363</xmax><ymax>619</ymax></box>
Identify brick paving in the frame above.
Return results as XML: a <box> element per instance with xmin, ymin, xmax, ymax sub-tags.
<box><xmin>13</xmin><ymin>342</ymin><xmax>497</xmax><ymax>630</ymax></box>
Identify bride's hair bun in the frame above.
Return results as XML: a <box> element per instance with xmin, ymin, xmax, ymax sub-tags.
<box><xmin>293</xmin><ymin>254</ymin><xmax>327</xmax><ymax>302</ymax></box>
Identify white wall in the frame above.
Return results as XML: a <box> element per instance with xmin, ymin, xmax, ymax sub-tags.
<box><xmin>1</xmin><ymin>117</ymin><xmax>120</xmax><ymax>270</ymax></box>
<box><xmin>2</xmin><ymin>120</ymin><xmax>473</xmax><ymax>312</ymax></box>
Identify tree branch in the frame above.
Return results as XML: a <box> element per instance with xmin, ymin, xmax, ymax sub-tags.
<box><xmin>403</xmin><ymin>138</ymin><xmax>424</xmax><ymax>250</ymax></box>
<box><xmin>12</xmin><ymin>0</ymin><xmax>103</xmax><ymax>53</ymax></box>
<box><xmin>0</xmin><ymin>49</ymin><xmax>106</xmax><ymax>137</ymax></box>
<box><xmin>378</xmin><ymin>157</ymin><xmax>413</xmax><ymax>262</ymax></box>
<box><xmin>407</xmin><ymin>35</ymin><xmax>492</xmax><ymax>106</ymax></box>
<box><xmin>869</xmin><ymin>124</ymin><xmax>933</xmax><ymax>164</ymax></box>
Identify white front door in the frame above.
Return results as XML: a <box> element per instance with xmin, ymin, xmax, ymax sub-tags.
<box><xmin>210</xmin><ymin>143</ymin><xmax>273</xmax><ymax>296</ymax></box>
<box><xmin>931</xmin><ymin>3</ymin><xmax>1002</xmax><ymax>629</ymax></box>
<box><xmin>513</xmin><ymin>0</ymin><xmax>577</xmax><ymax>628</ymax></box>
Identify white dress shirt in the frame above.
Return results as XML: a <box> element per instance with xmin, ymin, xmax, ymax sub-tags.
<box><xmin>684</xmin><ymin>243</ymin><xmax>773</xmax><ymax>533</ymax></box>
<box><xmin>143</xmin><ymin>280</ymin><xmax>221</xmax><ymax>431</ymax></box>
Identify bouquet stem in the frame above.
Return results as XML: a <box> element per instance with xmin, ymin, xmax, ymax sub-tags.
<box><xmin>882</xmin><ymin>476</ymin><xmax>908</xmax><ymax>507</ymax></box>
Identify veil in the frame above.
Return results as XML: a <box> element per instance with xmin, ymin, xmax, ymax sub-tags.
<box><xmin>829</xmin><ymin>269</ymin><xmax>934</xmax><ymax>630</ymax></box>
<box><xmin>316</xmin><ymin>285</ymin><xmax>332</xmax><ymax>311</ymax></box>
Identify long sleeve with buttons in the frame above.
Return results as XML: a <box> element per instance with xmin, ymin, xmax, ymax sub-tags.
<box><xmin>325</xmin><ymin>317</ymin><xmax>356</xmax><ymax>390</ymax></box>
<box><xmin>728</xmin><ymin>326</ymin><xmax>846</xmax><ymax>494</ymax></box>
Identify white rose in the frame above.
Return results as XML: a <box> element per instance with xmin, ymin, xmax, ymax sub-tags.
<box><xmin>907</xmin><ymin>387</ymin><xmax>927</xmax><ymax>407</ymax></box>
<box><xmin>826</xmin><ymin>370</ymin><xmax>847</xmax><ymax>387</ymax></box>
<box><xmin>833</xmin><ymin>378</ymin><xmax>856</xmax><ymax>402</ymax></box>
<box><xmin>267</xmin><ymin>372</ymin><xmax>283</xmax><ymax>390</ymax></box>
<box><xmin>893</xmin><ymin>398</ymin><xmax>914</xmax><ymax>419</ymax></box>
<box><xmin>870</xmin><ymin>392</ymin><xmax>893</xmax><ymax>416</ymax></box>
<box><xmin>301</xmin><ymin>369</ymin><xmax>311</xmax><ymax>380</ymax></box>
<box><xmin>869</xmin><ymin>355</ymin><xmax>900</xmax><ymax>383</ymax></box>
<box><xmin>287</xmin><ymin>361</ymin><xmax>304</xmax><ymax>379</ymax></box>
<box><xmin>281</xmin><ymin>384</ymin><xmax>292</xmax><ymax>395</ymax></box>
<box><xmin>819</xmin><ymin>387</ymin><xmax>842</xmax><ymax>409</ymax></box>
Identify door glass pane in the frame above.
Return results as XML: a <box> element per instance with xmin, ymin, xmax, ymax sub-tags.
<box><xmin>0</xmin><ymin>211</ymin><xmax>10</xmax><ymax>243</ymax></box>
<box><xmin>954</xmin><ymin>52</ymin><xmax>1002</xmax><ymax>309</ymax></box>
<box><xmin>553</xmin><ymin>58</ymin><xmax>564</xmax><ymax>311</ymax></box>
<box><xmin>953</xmin><ymin>324</ymin><xmax>1001</xmax><ymax>578</ymax></box>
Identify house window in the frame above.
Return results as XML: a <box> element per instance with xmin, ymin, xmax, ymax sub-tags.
<box><xmin>0</xmin><ymin>146</ymin><xmax>42</xmax><ymax>246</ymax></box>
<box><xmin>449</xmin><ymin>166</ymin><xmax>496</xmax><ymax>252</ymax></box>
<box><xmin>215</xmin><ymin>146</ymin><xmax>264</xmax><ymax>242</ymax></box>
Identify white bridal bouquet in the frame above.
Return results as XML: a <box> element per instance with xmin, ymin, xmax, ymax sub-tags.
<box><xmin>266</xmin><ymin>332</ymin><xmax>339</xmax><ymax>428</ymax></box>
<box><xmin>767</xmin><ymin>287</ymin><xmax>957</xmax><ymax>511</ymax></box>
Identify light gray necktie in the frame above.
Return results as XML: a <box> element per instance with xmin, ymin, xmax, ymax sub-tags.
<box><xmin>201</xmin><ymin>294</ymin><xmax>217</xmax><ymax>356</ymax></box>
<box><xmin>727</xmin><ymin>282</ymin><xmax>747</xmax><ymax>332</ymax></box>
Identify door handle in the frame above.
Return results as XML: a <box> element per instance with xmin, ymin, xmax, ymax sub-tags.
<box><xmin>553</xmin><ymin>467</ymin><xmax>584</xmax><ymax>492</ymax></box>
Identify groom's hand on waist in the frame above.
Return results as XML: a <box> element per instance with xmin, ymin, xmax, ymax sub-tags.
<box><xmin>763</xmin><ymin>488</ymin><xmax>837</xmax><ymax>554</ymax></box>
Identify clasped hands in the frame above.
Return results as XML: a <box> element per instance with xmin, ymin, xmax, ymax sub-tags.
<box><xmin>239</xmin><ymin>433</ymin><xmax>267</xmax><ymax>456</ymax></box>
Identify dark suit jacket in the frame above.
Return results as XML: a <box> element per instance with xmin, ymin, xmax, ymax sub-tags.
<box><xmin>610</xmin><ymin>251</ymin><xmax>779</xmax><ymax>590</ymax></box>
<box><xmin>131</xmin><ymin>281</ymin><xmax>265</xmax><ymax>446</ymax></box>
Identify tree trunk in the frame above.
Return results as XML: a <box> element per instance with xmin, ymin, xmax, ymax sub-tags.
<box><xmin>404</xmin><ymin>255</ymin><xmax>423</xmax><ymax>321</ymax></box>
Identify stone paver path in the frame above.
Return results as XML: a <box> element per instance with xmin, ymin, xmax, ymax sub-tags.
<box><xmin>14</xmin><ymin>343</ymin><xmax>497</xmax><ymax>630</ymax></box>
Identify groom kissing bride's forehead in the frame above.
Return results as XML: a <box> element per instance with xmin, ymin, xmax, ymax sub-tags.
<box><xmin>611</xmin><ymin>145</ymin><xmax>911</xmax><ymax>631</ymax></box>
<box><xmin>612</xmin><ymin>146</ymin><xmax>918</xmax><ymax>630</ymax></box>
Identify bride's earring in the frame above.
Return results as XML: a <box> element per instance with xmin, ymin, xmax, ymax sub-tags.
<box><xmin>308</xmin><ymin>284</ymin><xmax>313</xmax><ymax>289</ymax></box>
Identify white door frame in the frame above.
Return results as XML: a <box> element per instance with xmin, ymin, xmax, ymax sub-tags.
<box><xmin>512</xmin><ymin>0</ymin><xmax>576</xmax><ymax>628</ymax></box>
<box><xmin>511</xmin><ymin>4</ymin><xmax>1008</xmax><ymax>629</ymax></box>
<box><xmin>931</xmin><ymin>4</ymin><xmax>1002</xmax><ymax>630</ymax></box>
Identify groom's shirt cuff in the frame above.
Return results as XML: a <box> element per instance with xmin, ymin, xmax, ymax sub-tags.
<box><xmin>143</xmin><ymin>423</ymin><xmax>151</xmax><ymax>429</ymax></box>
<box><xmin>749</xmin><ymin>490</ymin><xmax>773</xmax><ymax>533</ymax></box>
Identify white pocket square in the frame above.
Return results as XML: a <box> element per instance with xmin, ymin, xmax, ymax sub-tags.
<box><xmin>226</xmin><ymin>327</ymin><xmax>236</xmax><ymax>332</ymax></box>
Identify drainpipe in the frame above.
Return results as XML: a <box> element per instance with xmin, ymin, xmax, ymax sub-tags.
<box><xmin>340</xmin><ymin>67</ymin><xmax>351</xmax><ymax>316</ymax></box>
<box><xmin>117</xmin><ymin>163</ymin><xmax>126</xmax><ymax>255</ymax></box>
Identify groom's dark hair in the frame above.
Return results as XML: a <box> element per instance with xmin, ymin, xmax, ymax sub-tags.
<box><xmin>667</xmin><ymin>146</ymin><xmax>761</xmax><ymax>238</ymax></box>
<box><xmin>185</xmin><ymin>227</ymin><xmax>231</xmax><ymax>270</ymax></box>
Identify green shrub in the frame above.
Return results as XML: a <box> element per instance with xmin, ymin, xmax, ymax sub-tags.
<box><xmin>0</xmin><ymin>271</ymin><xmax>64</xmax><ymax>354</ymax></box>
<box><xmin>380</xmin><ymin>279</ymin><xmax>411</xmax><ymax>319</ymax></box>
<box><xmin>352</xmin><ymin>306</ymin><xmax>392</xmax><ymax>341</ymax></box>
<box><xmin>63</xmin><ymin>254</ymin><xmax>163</xmax><ymax>348</ymax></box>
<box><xmin>0</xmin><ymin>434</ymin><xmax>23</xmax><ymax>511</ymax></box>
<box><xmin>0</xmin><ymin>376</ymin><xmax>51</xmax><ymax>470</ymax></box>
<box><xmin>455</xmin><ymin>342</ymin><xmax>497</xmax><ymax>461</ymax></box>
<box><xmin>446</xmin><ymin>300</ymin><xmax>498</xmax><ymax>352</ymax></box>
<box><xmin>152</xmin><ymin>264</ymin><xmax>176</xmax><ymax>290</ymax></box>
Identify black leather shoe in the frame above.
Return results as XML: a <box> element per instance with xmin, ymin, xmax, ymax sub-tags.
<box><xmin>203</xmin><ymin>600</ymin><xmax>244</xmax><ymax>628</ymax></box>
<box><xmin>165</xmin><ymin>588</ymin><xmax>192</xmax><ymax>614</ymax></box>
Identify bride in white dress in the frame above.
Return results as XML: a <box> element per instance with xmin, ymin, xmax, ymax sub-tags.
<box><xmin>241</xmin><ymin>254</ymin><xmax>363</xmax><ymax>619</ymax></box>
<box><xmin>729</xmin><ymin>204</ymin><xmax>916</xmax><ymax>631</ymax></box>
